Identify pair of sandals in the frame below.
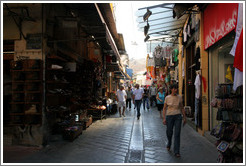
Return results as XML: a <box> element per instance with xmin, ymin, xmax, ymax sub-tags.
<box><xmin>166</xmin><ymin>147</ymin><xmax>181</xmax><ymax>158</ymax></box>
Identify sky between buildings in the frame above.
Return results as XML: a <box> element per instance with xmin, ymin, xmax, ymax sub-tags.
<box><xmin>114</xmin><ymin>1</ymin><xmax>162</xmax><ymax>60</ymax></box>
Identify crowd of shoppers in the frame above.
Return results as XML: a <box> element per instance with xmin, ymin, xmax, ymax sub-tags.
<box><xmin>115</xmin><ymin>82</ymin><xmax>186</xmax><ymax>158</ymax></box>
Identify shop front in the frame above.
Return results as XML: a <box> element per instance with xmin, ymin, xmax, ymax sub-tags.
<box><xmin>3</xmin><ymin>3</ymin><xmax>129</xmax><ymax>146</ymax></box>
<box><xmin>204</xmin><ymin>3</ymin><xmax>243</xmax><ymax>163</ymax></box>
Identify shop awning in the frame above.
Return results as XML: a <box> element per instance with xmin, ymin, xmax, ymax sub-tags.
<box><xmin>136</xmin><ymin>3</ymin><xmax>189</xmax><ymax>44</ymax></box>
<box><xmin>136</xmin><ymin>3</ymin><xmax>207</xmax><ymax>44</ymax></box>
<box><xmin>95</xmin><ymin>3</ymin><xmax>121</xmax><ymax>61</ymax></box>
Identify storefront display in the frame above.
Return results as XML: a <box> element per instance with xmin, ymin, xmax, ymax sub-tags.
<box><xmin>10</xmin><ymin>59</ymin><xmax>43</xmax><ymax>125</ymax></box>
<box><xmin>210</xmin><ymin>84</ymin><xmax>243</xmax><ymax>163</ymax></box>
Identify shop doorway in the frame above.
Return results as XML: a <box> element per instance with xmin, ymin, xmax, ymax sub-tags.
<box><xmin>185</xmin><ymin>42</ymin><xmax>199</xmax><ymax>126</ymax></box>
<box><xmin>3</xmin><ymin>40</ymin><xmax>14</xmax><ymax>124</ymax></box>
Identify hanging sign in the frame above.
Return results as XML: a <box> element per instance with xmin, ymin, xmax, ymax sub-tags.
<box><xmin>203</xmin><ymin>3</ymin><xmax>238</xmax><ymax>50</ymax></box>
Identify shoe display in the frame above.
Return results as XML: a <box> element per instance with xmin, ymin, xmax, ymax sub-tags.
<box><xmin>51</xmin><ymin>64</ymin><xmax>63</xmax><ymax>69</ymax></box>
<box><xmin>25</xmin><ymin>105</ymin><xmax>37</xmax><ymax>114</ymax></box>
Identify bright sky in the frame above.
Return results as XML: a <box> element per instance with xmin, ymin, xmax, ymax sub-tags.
<box><xmin>114</xmin><ymin>2</ymin><xmax>162</xmax><ymax>60</ymax></box>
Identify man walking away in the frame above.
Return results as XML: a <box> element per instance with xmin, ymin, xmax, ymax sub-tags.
<box><xmin>126</xmin><ymin>87</ymin><xmax>133</xmax><ymax>111</ymax></box>
<box><xmin>116</xmin><ymin>86</ymin><xmax>127</xmax><ymax>117</ymax></box>
<box><xmin>149</xmin><ymin>84</ymin><xmax>157</xmax><ymax>107</ymax></box>
<box><xmin>143</xmin><ymin>86</ymin><xmax>150</xmax><ymax>110</ymax></box>
<box><xmin>133</xmin><ymin>84</ymin><xmax>144</xmax><ymax>120</ymax></box>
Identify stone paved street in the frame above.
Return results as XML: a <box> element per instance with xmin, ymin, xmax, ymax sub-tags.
<box><xmin>6</xmin><ymin>105</ymin><xmax>218</xmax><ymax>163</ymax></box>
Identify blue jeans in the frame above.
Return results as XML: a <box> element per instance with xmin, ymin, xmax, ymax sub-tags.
<box><xmin>126</xmin><ymin>98</ymin><xmax>131</xmax><ymax>108</ymax></box>
<box><xmin>150</xmin><ymin>95</ymin><xmax>157</xmax><ymax>106</ymax></box>
<box><xmin>166</xmin><ymin>114</ymin><xmax>182</xmax><ymax>154</ymax></box>
<box><xmin>195</xmin><ymin>98</ymin><xmax>199</xmax><ymax>126</ymax></box>
<box><xmin>135</xmin><ymin>100</ymin><xmax>142</xmax><ymax>117</ymax></box>
<box><xmin>143</xmin><ymin>97</ymin><xmax>149</xmax><ymax>109</ymax></box>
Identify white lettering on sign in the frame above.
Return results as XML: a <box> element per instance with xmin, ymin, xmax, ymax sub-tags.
<box><xmin>205</xmin><ymin>10</ymin><xmax>237</xmax><ymax>49</ymax></box>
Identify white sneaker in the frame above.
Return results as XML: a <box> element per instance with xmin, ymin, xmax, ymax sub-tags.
<box><xmin>51</xmin><ymin>64</ymin><xmax>63</xmax><ymax>69</ymax></box>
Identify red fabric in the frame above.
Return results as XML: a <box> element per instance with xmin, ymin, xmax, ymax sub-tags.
<box><xmin>202</xmin><ymin>76</ymin><xmax>207</xmax><ymax>93</ymax></box>
<box><xmin>233</xmin><ymin>29</ymin><xmax>243</xmax><ymax>72</ymax></box>
<box><xmin>203</xmin><ymin>3</ymin><xmax>238</xmax><ymax>49</ymax></box>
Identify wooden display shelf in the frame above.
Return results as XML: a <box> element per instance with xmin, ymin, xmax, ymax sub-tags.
<box><xmin>24</xmin><ymin>69</ymin><xmax>41</xmax><ymax>71</ymax></box>
<box><xmin>9</xmin><ymin>113</ymin><xmax>25</xmax><ymax>115</ymax></box>
<box><xmin>10</xmin><ymin>102</ymin><xmax>25</xmax><ymax>104</ymax></box>
<box><xmin>11</xmin><ymin>91</ymin><xmax>25</xmax><ymax>93</ymax></box>
<box><xmin>25</xmin><ymin>91</ymin><xmax>42</xmax><ymax>93</ymax></box>
<box><xmin>46</xmin><ymin>93</ymin><xmax>71</xmax><ymax>96</ymax></box>
<box><xmin>25</xmin><ymin>102</ymin><xmax>41</xmax><ymax>104</ymax></box>
<box><xmin>24</xmin><ymin>113</ymin><xmax>42</xmax><ymax>115</ymax></box>
<box><xmin>46</xmin><ymin>81</ymin><xmax>69</xmax><ymax>84</ymax></box>
<box><xmin>47</xmin><ymin>55</ymin><xmax>68</xmax><ymax>62</ymax></box>
<box><xmin>25</xmin><ymin>80</ymin><xmax>42</xmax><ymax>82</ymax></box>
<box><xmin>12</xmin><ymin>81</ymin><xmax>25</xmax><ymax>83</ymax></box>
<box><xmin>87</xmin><ymin>109</ymin><xmax>106</xmax><ymax>122</ymax></box>
<box><xmin>11</xmin><ymin>69</ymin><xmax>24</xmax><ymax>71</ymax></box>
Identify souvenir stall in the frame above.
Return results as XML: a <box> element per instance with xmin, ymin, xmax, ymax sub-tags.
<box><xmin>146</xmin><ymin>44</ymin><xmax>179</xmax><ymax>93</ymax></box>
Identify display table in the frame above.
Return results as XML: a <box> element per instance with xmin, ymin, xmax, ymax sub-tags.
<box><xmin>87</xmin><ymin>108</ymin><xmax>106</xmax><ymax>122</ymax></box>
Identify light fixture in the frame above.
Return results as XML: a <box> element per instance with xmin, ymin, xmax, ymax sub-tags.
<box><xmin>144</xmin><ymin>35</ymin><xmax>150</xmax><ymax>42</ymax></box>
<box><xmin>144</xmin><ymin>23</ymin><xmax>150</xmax><ymax>36</ymax></box>
<box><xmin>143</xmin><ymin>9</ymin><xmax>152</xmax><ymax>22</ymax></box>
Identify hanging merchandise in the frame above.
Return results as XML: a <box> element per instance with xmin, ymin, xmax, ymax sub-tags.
<box><xmin>173</xmin><ymin>49</ymin><xmax>179</xmax><ymax>67</ymax></box>
<box><xmin>160</xmin><ymin>57</ymin><xmax>167</xmax><ymax>67</ymax></box>
<box><xmin>159</xmin><ymin>67</ymin><xmax>165</xmax><ymax>81</ymax></box>
<box><xmin>154</xmin><ymin>45</ymin><xmax>163</xmax><ymax>67</ymax></box>
<box><xmin>182</xmin><ymin>61</ymin><xmax>185</xmax><ymax>78</ymax></box>
<box><xmin>147</xmin><ymin>57</ymin><xmax>155</xmax><ymax>79</ymax></box>
<box><xmin>165</xmin><ymin>73</ymin><xmax>170</xmax><ymax>83</ymax></box>
<box><xmin>210</xmin><ymin>84</ymin><xmax>243</xmax><ymax>163</ymax></box>
<box><xmin>225</xmin><ymin>66</ymin><xmax>233</xmax><ymax>83</ymax></box>
<box><xmin>195</xmin><ymin>47</ymin><xmax>201</xmax><ymax>70</ymax></box>
<box><xmin>166</xmin><ymin>45</ymin><xmax>171</xmax><ymax>59</ymax></box>
<box><xmin>146</xmin><ymin>72</ymin><xmax>151</xmax><ymax>80</ymax></box>
<box><xmin>183</xmin><ymin>22</ymin><xmax>188</xmax><ymax>43</ymax></box>
<box><xmin>230</xmin><ymin>3</ymin><xmax>243</xmax><ymax>91</ymax></box>
<box><xmin>191</xmin><ymin>13</ymin><xmax>196</xmax><ymax>30</ymax></box>
<box><xmin>195</xmin><ymin>19</ymin><xmax>200</xmax><ymax>42</ymax></box>
<box><xmin>194</xmin><ymin>73</ymin><xmax>201</xmax><ymax>126</ymax></box>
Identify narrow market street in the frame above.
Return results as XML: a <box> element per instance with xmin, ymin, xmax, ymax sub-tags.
<box><xmin>2</xmin><ymin>2</ymin><xmax>244</xmax><ymax>164</ymax></box>
<box><xmin>4</xmin><ymin>105</ymin><xmax>218</xmax><ymax>163</ymax></box>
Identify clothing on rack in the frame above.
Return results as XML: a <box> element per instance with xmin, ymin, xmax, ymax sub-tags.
<box><xmin>195</xmin><ymin>47</ymin><xmax>201</xmax><ymax>70</ymax></box>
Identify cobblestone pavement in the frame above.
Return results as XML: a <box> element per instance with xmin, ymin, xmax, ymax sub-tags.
<box><xmin>5</xmin><ymin>104</ymin><xmax>218</xmax><ymax>164</ymax></box>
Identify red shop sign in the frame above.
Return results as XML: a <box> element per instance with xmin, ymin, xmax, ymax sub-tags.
<box><xmin>203</xmin><ymin>3</ymin><xmax>238</xmax><ymax>50</ymax></box>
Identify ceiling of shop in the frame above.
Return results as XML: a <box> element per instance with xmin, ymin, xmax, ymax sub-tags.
<box><xmin>64</xmin><ymin>3</ymin><xmax>112</xmax><ymax>50</ymax></box>
<box><xmin>65</xmin><ymin>3</ymin><xmax>125</xmax><ymax>53</ymax></box>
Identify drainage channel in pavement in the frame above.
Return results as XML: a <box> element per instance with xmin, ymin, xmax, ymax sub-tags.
<box><xmin>125</xmin><ymin>116</ymin><xmax>144</xmax><ymax>163</ymax></box>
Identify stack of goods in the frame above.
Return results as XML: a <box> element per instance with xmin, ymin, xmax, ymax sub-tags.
<box><xmin>210</xmin><ymin>84</ymin><xmax>243</xmax><ymax>163</ymax></box>
<box><xmin>63</xmin><ymin>126</ymin><xmax>83</xmax><ymax>141</ymax></box>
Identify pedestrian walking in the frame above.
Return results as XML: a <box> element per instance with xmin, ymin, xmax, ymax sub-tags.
<box><xmin>132</xmin><ymin>84</ymin><xmax>144</xmax><ymax>120</ymax></box>
<box><xmin>143</xmin><ymin>86</ymin><xmax>150</xmax><ymax>110</ymax></box>
<box><xmin>156</xmin><ymin>87</ymin><xmax>165</xmax><ymax>118</ymax></box>
<box><xmin>126</xmin><ymin>86</ymin><xmax>133</xmax><ymax>111</ymax></box>
<box><xmin>149</xmin><ymin>84</ymin><xmax>157</xmax><ymax>107</ymax></box>
<box><xmin>116</xmin><ymin>86</ymin><xmax>127</xmax><ymax>117</ymax></box>
<box><xmin>162</xmin><ymin>84</ymin><xmax>186</xmax><ymax>158</ymax></box>
<box><xmin>132</xmin><ymin>85</ymin><xmax>137</xmax><ymax>110</ymax></box>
